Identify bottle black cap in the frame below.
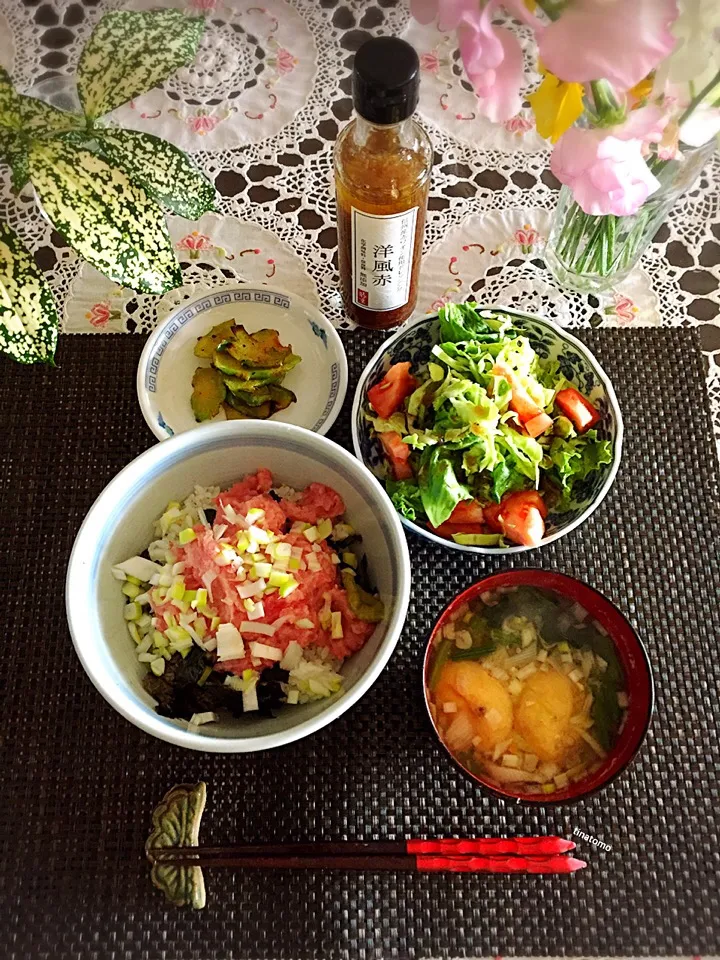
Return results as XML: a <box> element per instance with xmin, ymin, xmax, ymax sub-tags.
<box><xmin>352</xmin><ymin>37</ymin><xmax>420</xmax><ymax>125</ymax></box>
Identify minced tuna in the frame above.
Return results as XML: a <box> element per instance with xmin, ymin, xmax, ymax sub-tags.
<box><xmin>113</xmin><ymin>470</ymin><xmax>385</xmax><ymax>724</ymax></box>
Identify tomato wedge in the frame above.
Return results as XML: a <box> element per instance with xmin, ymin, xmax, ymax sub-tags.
<box><xmin>367</xmin><ymin>362</ymin><xmax>419</xmax><ymax>420</ymax></box>
<box><xmin>483</xmin><ymin>490</ymin><xmax>547</xmax><ymax>546</ymax></box>
<box><xmin>505</xmin><ymin>489</ymin><xmax>548</xmax><ymax>518</ymax></box>
<box><xmin>555</xmin><ymin>388</ymin><xmax>601</xmax><ymax>433</ymax></box>
<box><xmin>483</xmin><ymin>501</ymin><xmax>504</xmax><ymax>533</ymax></box>
<box><xmin>524</xmin><ymin>411</ymin><xmax>553</xmax><ymax>438</ymax></box>
<box><xmin>501</xmin><ymin>501</ymin><xmax>545</xmax><ymax>547</ymax></box>
<box><xmin>449</xmin><ymin>499</ymin><xmax>485</xmax><ymax>524</ymax></box>
<box><xmin>492</xmin><ymin>363</ymin><xmax>542</xmax><ymax>423</ymax></box>
<box><xmin>378</xmin><ymin>431</ymin><xmax>413</xmax><ymax>480</ymax></box>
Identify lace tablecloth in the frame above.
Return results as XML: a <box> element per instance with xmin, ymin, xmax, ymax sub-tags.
<box><xmin>2</xmin><ymin>0</ymin><xmax>719</xmax><ymax>452</ymax></box>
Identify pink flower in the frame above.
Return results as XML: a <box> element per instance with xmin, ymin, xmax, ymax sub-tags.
<box><xmin>190</xmin><ymin>0</ymin><xmax>218</xmax><ymax>10</ymax></box>
<box><xmin>419</xmin><ymin>52</ymin><xmax>441</xmax><ymax>73</ymax></box>
<box><xmin>504</xmin><ymin>114</ymin><xmax>533</xmax><ymax>135</ymax></box>
<box><xmin>410</xmin><ymin>0</ymin><xmax>478</xmax><ymax>29</ymax></box>
<box><xmin>514</xmin><ymin>225</ymin><xmax>539</xmax><ymax>251</ymax></box>
<box><xmin>276</xmin><ymin>48</ymin><xmax>297</xmax><ymax>76</ymax></box>
<box><xmin>186</xmin><ymin>112</ymin><xmax>221</xmax><ymax>135</ymax></box>
<box><xmin>175</xmin><ymin>231</ymin><xmax>214</xmax><ymax>259</ymax></box>
<box><xmin>86</xmin><ymin>302</ymin><xmax>111</xmax><ymax>328</ymax></box>
<box><xmin>539</xmin><ymin>0</ymin><xmax>678</xmax><ymax>92</ymax></box>
<box><xmin>457</xmin><ymin>0</ymin><xmax>525</xmax><ymax>123</ymax></box>
<box><xmin>551</xmin><ymin>126</ymin><xmax>661</xmax><ymax>216</ymax></box>
<box><xmin>612</xmin><ymin>294</ymin><xmax>638</xmax><ymax>323</ymax></box>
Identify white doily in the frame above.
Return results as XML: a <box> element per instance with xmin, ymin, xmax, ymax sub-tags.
<box><xmin>1</xmin><ymin>0</ymin><xmax>719</xmax><ymax>457</ymax></box>
<box><xmin>109</xmin><ymin>0</ymin><xmax>318</xmax><ymax>152</ymax></box>
<box><xmin>0</xmin><ymin>2</ymin><xmax>41</xmax><ymax>91</ymax></box>
<box><xmin>64</xmin><ymin>213</ymin><xmax>319</xmax><ymax>333</ymax></box>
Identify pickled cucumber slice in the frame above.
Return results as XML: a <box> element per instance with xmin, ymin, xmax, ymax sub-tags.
<box><xmin>191</xmin><ymin>366</ymin><xmax>225</xmax><ymax>422</ymax></box>
<box><xmin>267</xmin><ymin>384</ymin><xmax>297</xmax><ymax>411</ymax></box>
<box><xmin>193</xmin><ymin>320</ymin><xmax>236</xmax><ymax>359</ymax></box>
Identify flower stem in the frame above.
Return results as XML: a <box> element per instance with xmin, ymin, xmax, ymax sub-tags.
<box><xmin>678</xmin><ymin>67</ymin><xmax>720</xmax><ymax>128</ymax></box>
<box><xmin>590</xmin><ymin>80</ymin><xmax>626</xmax><ymax>126</ymax></box>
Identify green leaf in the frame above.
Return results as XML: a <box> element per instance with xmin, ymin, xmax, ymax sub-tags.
<box><xmin>77</xmin><ymin>9</ymin><xmax>205</xmax><ymax>121</ymax></box>
<box><xmin>9</xmin><ymin>149</ymin><xmax>30</xmax><ymax>194</ymax></box>
<box><xmin>418</xmin><ymin>446</ymin><xmax>471</xmax><ymax>529</ymax></box>
<box><xmin>17</xmin><ymin>95</ymin><xmax>86</xmax><ymax>137</ymax></box>
<box><xmin>0</xmin><ymin>65</ymin><xmax>20</xmax><ymax>129</ymax></box>
<box><xmin>0</xmin><ymin>221</ymin><xmax>59</xmax><ymax>365</ymax></box>
<box><xmin>95</xmin><ymin>128</ymin><xmax>216</xmax><ymax>219</ymax></box>
<box><xmin>385</xmin><ymin>479</ymin><xmax>426</xmax><ymax>523</ymax></box>
<box><xmin>28</xmin><ymin>139</ymin><xmax>182</xmax><ymax>294</ymax></box>
<box><xmin>146</xmin><ymin>782</ymin><xmax>206</xmax><ymax>909</ymax></box>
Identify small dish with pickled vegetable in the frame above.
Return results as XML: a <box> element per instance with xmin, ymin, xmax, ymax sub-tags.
<box><xmin>138</xmin><ymin>284</ymin><xmax>347</xmax><ymax>441</ymax></box>
<box><xmin>424</xmin><ymin>570</ymin><xmax>653</xmax><ymax>803</ymax></box>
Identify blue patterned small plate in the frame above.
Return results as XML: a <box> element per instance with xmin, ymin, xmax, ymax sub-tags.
<box><xmin>137</xmin><ymin>284</ymin><xmax>347</xmax><ymax>441</ymax></box>
<box><xmin>351</xmin><ymin>305</ymin><xmax>623</xmax><ymax>554</ymax></box>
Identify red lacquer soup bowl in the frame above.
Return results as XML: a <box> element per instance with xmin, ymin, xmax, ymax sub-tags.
<box><xmin>423</xmin><ymin>569</ymin><xmax>654</xmax><ymax>804</ymax></box>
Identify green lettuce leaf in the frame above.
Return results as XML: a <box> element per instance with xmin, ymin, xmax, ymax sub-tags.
<box><xmin>489</xmin><ymin>460</ymin><xmax>528</xmax><ymax>502</ymax></box>
<box><xmin>385</xmin><ymin>479</ymin><xmax>426</xmax><ymax>523</ymax></box>
<box><xmin>437</xmin><ymin>301</ymin><xmax>513</xmax><ymax>343</ymax></box>
<box><xmin>418</xmin><ymin>446</ymin><xmax>471</xmax><ymax>528</ymax></box>
<box><xmin>367</xmin><ymin>411</ymin><xmax>407</xmax><ymax>435</ymax></box>
<box><xmin>549</xmin><ymin>430</ymin><xmax>613</xmax><ymax>492</ymax></box>
<box><xmin>496</xmin><ymin>424</ymin><xmax>544</xmax><ymax>483</ymax></box>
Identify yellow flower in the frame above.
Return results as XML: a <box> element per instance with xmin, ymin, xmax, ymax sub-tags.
<box><xmin>629</xmin><ymin>73</ymin><xmax>654</xmax><ymax>104</ymax></box>
<box><xmin>524</xmin><ymin>0</ymin><xmax>537</xmax><ymax>9</ymax></box>
<box><xmin>528</xmin><ymin>71</ymin><xmax>584</xmax><ymax>143</ymax></box>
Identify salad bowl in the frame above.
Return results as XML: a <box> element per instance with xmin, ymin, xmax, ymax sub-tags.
<box><xmin>351</xmin><ymin>304</ymin><xmax>623</xmax><ymax>554</ymax></box>
<box><xmin>66</xmin><ymin>420</ymin><xmax>410</xmax><ymax>753</ymax></box>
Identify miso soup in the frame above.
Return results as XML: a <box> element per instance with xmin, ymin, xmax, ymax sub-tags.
<box><xmin>427</xmin><ymin>585</ymin><xmax>628</xmax><ymax>796</ymax></box>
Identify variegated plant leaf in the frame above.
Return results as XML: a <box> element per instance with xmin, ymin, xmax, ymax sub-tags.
<box><xmin>77</xmin><ymin>9</ymin><xmax>205</xmax><ymax>121</ymax></box>
<box><xmin>0</xmin><ymin>65</ymin><xmax>20</xmax><ymax>129</ymax></box>
<box><xmin>95</xmin><ymin>128</ymin><xmax>216</xmax><ymax>219</ymax></box>
<box><xmin>0</xmin><ymin>221</ymin><xmax>59</xmax><ymax>365</ymax></box>
<box><xmin>9</xmin><ymin>148</ymin><xmax>29</xmax><ymax>194</ymax></box>
<box><xmin>146</xmin><ymin>782</ymin><xmax>207</xmax><ymax>910</ymax></box>
<box><xmin>28</xmin><ymin>139</ymin><xmax>182</xmax><ymax>294</ymax></box>
<box><xmin>17</xmin><ymin>95</ymin><xmax>86</xmax><ymax>136</ymax></box>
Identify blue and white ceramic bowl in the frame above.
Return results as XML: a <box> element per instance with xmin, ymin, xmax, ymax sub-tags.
<box><xmin>66</xmin><ymin>420</ymin><xmax>411</xmax><ymax>752</ymax></box>
<box><xmin>137</xmin><ymin>284</ymin><xmax>348</xmax><ymax>441</ymax></box>
<box><xmin>351</xmin><ymin>305</ymin><xmax>623</xmax><ymax>554</ymax></box>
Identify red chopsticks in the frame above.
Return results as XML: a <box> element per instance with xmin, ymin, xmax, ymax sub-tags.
<box><xmin>149</xmin><ymin>837</ymin><xmax>586</xmax><ymax>875</ymax></box>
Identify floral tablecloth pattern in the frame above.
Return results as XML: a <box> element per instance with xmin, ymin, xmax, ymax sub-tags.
<box><xmin>1</xmin><ymin>0</ymin><xmax>719</xmax><ymax>455</ymax></box>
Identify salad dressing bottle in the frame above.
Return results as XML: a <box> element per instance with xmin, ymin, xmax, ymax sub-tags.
<box><xmin>334</xmin><ymin>37</ymin><xmax>432</xmax><ymax>329</ymax></box>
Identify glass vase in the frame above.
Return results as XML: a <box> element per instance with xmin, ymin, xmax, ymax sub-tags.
<box><xmin>545</xmin><ymin>139</ymin><xmax>716</xmax><ymax>294</ymax></box>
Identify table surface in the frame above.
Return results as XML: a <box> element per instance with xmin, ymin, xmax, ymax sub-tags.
<box><xmin>1</xmin><ymin>329</ymin><xmax>719</xmax><ymax>960</ymax></box>
<box><xmin>1</xmin><ymin>1</ymin><xmax>720</xmax><ymax>957</ymax></box>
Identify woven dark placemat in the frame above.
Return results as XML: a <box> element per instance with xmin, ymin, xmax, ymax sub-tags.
<box><xmin>1</xmin><ymin>328</ymin><xmax>719</xmax><ymax>960</ymax></box>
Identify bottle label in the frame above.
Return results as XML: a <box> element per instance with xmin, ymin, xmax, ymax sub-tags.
<box><xmin>351</xmin><ymin>206</ymin><xmax>418</xmax><ymax>312</ymax></box>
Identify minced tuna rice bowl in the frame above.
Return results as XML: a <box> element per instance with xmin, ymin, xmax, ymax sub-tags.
<box><xmin>112</xmin><ymin>469</ymin><xmax>385</xmax><ymax>728</ymax></box>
